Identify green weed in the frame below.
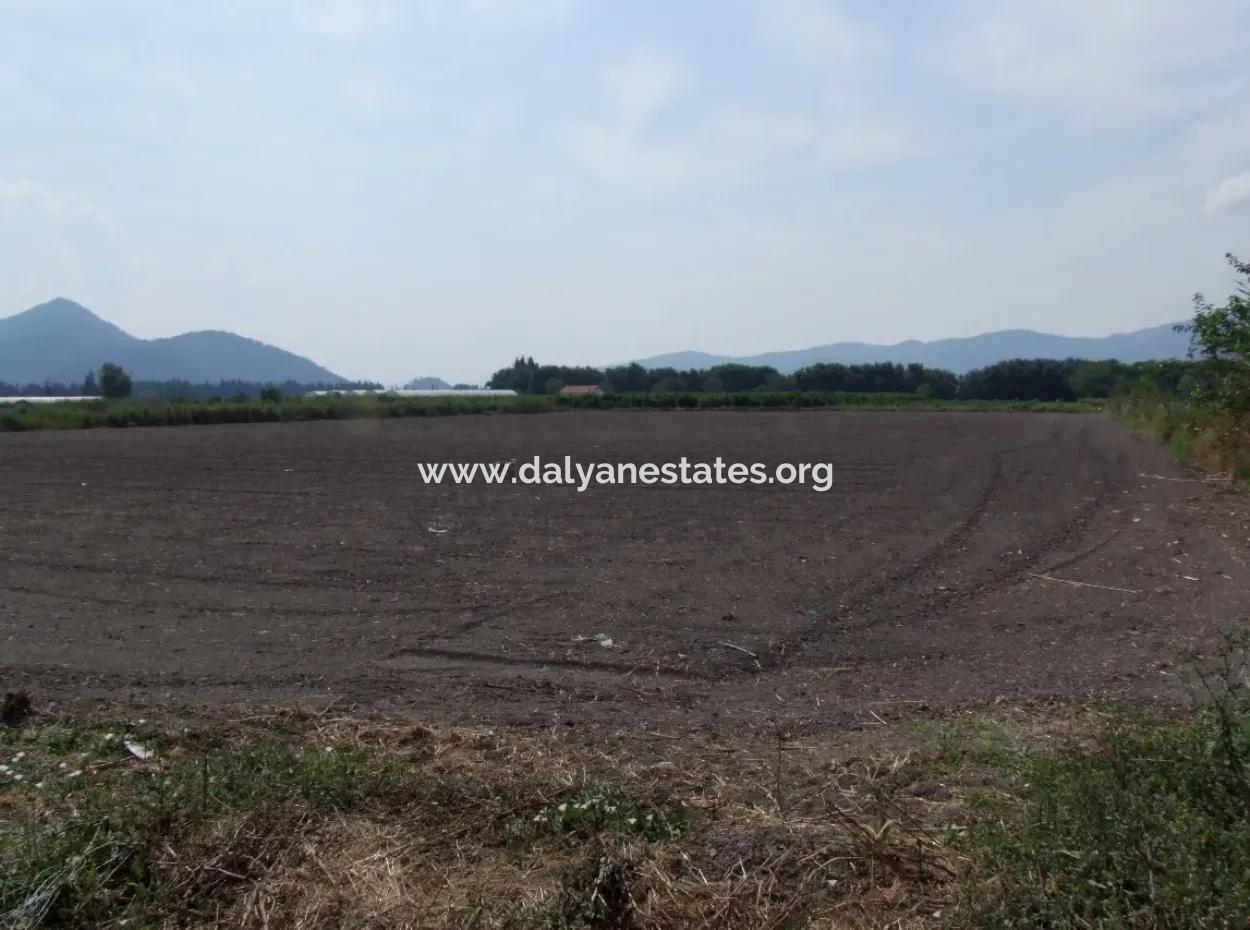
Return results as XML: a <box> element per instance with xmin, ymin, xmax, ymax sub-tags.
<box><xmin>961</xmin><ymin>675</ymin><xmax>1250</xmax><ymax>927</ymax></box>
<box><xmin>514</xmin><ymin>788</ymin><xmax>691</xmax><ymax>845</ymax></box>
<box><xmin>0</xmin><ymin>729</ymin><xmax>409</xmax><ymax>928</ymax></box>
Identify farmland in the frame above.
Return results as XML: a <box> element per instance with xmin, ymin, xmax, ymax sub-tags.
<box><xmin>4</xmin><ymin>409</ymin><xmax>1250</xmax><ymax>927</ymax></box>
<box><xmin>2</xmin><ymin>410</ymin><xmax>1247</xmax><ymax>733</ymax></box>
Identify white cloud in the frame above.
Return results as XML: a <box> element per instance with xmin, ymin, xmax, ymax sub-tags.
<box><xmin>0</xmin><ymin>179</ymin><xmax>115</xmax><ymax>227</ymax></box>
<box><xmin>0</xmin><ymin>179</ymin><xmax>134</xmax><ymax>316</ymax></box>
<box><xmin>1205</xmin><ymin>172</ymin><xmax>1250</xmax><ymax>214</ymax></box>
<box><xmin>564</xmin><ymin>39</ymin><xmax>942</xmax><ymax>195</ymax></box>
<box><xmin>564</xmin><ymin>49</ymin><xmax>690</xmax><ymax>190</ymax></box>
<box><xmin>417</xmin><ymin>0</ymin><xmax>579</xmax><ymax>28</ymax></box>
<box><xmin>459</xmin><ymin>0</ymin><xmax>576</xmax><ymax>19</ymax></box>
<box><xmin>568</xmin><ymin>107</ymin><xmax>815</xmax><ymax>192</ymax></box>
<box><xmin>758</xmin><ymin>1</ymin><xmax>943</xmax><ymax>172</ymax></box>
<box><xmin>816</xmin><ymin>119</ymin><xmax>932</xmax><ymax>167</ymax></box>
<box><xmin>938</xmin><ymin>0</ymin><xmax>1249</xmax><ymax>122</ymax></box>
<box><xmin>760</xmin><ymin>0</ymin><xmax>879</xmax><ymax>66</ymax></box>
<box><xmin>603</xmin><ymin>49</ymin><xmax>688</xmax><ymax>129</ymax></box>
<box><xmin>285</xmin><ymin>0</ymin><xmax>403</xmax><ymax>39</ymax></box>
<box><xmin>565</xmin><ymin>51</ymin><xmax>822</xmax><ymax>193</ymax></box>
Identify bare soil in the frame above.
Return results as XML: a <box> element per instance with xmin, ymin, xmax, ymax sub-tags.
<box><xmin>2</xmin><ymin>411</ymin><xmax>1247</xmax><ymax>739</ymax></box>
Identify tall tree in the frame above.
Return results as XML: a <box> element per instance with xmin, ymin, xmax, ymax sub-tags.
<box><xmin>99</xmin><ymin>363</ymin><xmax>133</xmax><ymax>399</ymax></box>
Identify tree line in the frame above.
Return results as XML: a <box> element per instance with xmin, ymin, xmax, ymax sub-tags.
<box><xmin>487</xmin><ymin>357</ymin><xmax>963</xmax><ymax>396</ymax></box>
<box><xmin>0</xmin><ymin>369</ymin><xmax>381</xmax><ymax>400</ymax></box>
<box><xmin>487</xmin><ymin>355</ymin><xmax>1211</xmax><ymax>402</ymax></box>
<box><xmin>0</xmin><ymin>364</ymin><xmax>133</xmax><ymax>398</ymax></box>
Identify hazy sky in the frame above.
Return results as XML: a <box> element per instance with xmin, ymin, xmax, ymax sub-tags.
<box><xmin>2</xmin><ymin>0</ymin><xmax>1248</xmax><ymax>383</ymax></box>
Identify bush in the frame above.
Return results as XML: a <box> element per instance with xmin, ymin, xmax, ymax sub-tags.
<box><xmin>1184</xmin><ymin>252</ymin><xmax>1250</xmax><ymax>414</ymax></box>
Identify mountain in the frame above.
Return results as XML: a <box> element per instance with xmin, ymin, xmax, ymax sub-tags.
<box><xmin>634</xmin><ymin>324</ymin><xmax>1190</xmax><ymax>374</ymax></box>
<box><xmin>0</xmin><ymin>298</ymin><xmax>345</xmax><ymax>384</ymax></box>
<box><xmin>403</xmin><ymin>376</ymin><xmax>452</xmax><ymax>390</ymax></box>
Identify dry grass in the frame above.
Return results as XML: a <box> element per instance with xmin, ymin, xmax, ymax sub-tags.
<box><xmin>0</xmin><ymin>703</ymin><xmax>1112</xmax><ymax>930</ymax></box>
<box><xmin>1188</xmin><ymin>411</ymin><xmax>1250</xmax><ymax>482</ymax></box>
<box><xmin>193</xmin><ymin>716</ymin><xmax>968</xmax><ymax>929</ymax></box>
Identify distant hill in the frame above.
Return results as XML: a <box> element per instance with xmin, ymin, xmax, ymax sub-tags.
<box><xmin>403</xmin><ymin>376</ymin><xmax>452</xmax><ymax>390</ymax></box>
<box><xmin>0</xmin><ymin>298</ymin><xmax>345</xmax><ymax>384</ymax></box>
<box><xmin>634</xmin><ymin>324</ymin><xmax>1191</xmax><ymax>374</ymax></box>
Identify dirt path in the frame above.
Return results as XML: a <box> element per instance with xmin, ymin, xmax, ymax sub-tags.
<box><xmin>1</xmin><ymin>411</ymin><xmax>1247</xmax><ymax>736</ymax></box>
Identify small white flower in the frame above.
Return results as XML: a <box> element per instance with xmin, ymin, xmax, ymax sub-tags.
<box><xmin>68</xmin><ymin>769</ymin><xmax>83</xmax><ymax>778</ymax></box>
<box><xmin>627</xmin><ymin>817</ymin><xmax>637</xmax><ymax>826</ymax></box>
<box><xmin>557</xmin><ymin>803</ymin><xmax>567</xmax><ymax>812</ymax></box>
<box><xmin>13</xmin><ymin>774</ymin><xmax>23</xmax><ymax>781</ymax></box>
<box><xmin>34</xmin><ymin>782</ymin><xmax>44</xmax><ymax>789</ymax></box>
<box><xmin>58</xmin><ymin>763</ymin><xmax>67</xmax><ymax>770</ymax></box>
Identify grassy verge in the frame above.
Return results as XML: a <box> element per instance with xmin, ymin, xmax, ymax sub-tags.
<box><xmin>3</xmin><ymin>687</ymin><xmax>1248</xmax><ymax>928</ymax></box>
<box><xmin>0</xmin><ymin>708</ymin><xmax>960</xmax><ymax>929</ymax></box>
<box><xmin>959</xmin><ymin>670</ymin><xmax>1250</xmax><ymax>928</ymax></box>
<box><xmin>0</xmin><ymin>392</ymin><xmax>1101</xmax><ymax>432</ymax></box>
<box><xmin>1109</xmin><ymin>391</ymin><xmax>1250</xmax><ymax>484</ymax></box>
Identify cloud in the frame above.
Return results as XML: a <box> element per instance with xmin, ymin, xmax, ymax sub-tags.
<box><xmin>248</xmin><ymin>0</ymin><xmax>581</xmax><ymax>45</ymax></box>
<box><xmin>567</xmin><ymin>108</ymin><xmax>815</xmax><ymax>193</ymax></box>
<box><xmin>760</xmin><ymin>0</ymin><xmax>879</xmax><ymax>66</ymax></box>
<box><xmin>1205</xmin><ymin>172</ymin><xmax>1250</xmax><ymax>214</ymax></box>
<box><xmin>458</xmin><ymin>0</ymin><xmax>576</xmax><ymax>19</ymax></box>
<box><xmin>603</xmin><ymin>49</ymin><xmax>688</xmax><ymax>129</ymax></box>
<box><xmin>0</xmin><ymin>179</ymin><xmax>134</xmax><ymax>315</ymax></box>
<box><xmin>757</xmin><ymin>1</ymin><xmax>943</xmax><ymax>171</ymax></box>
<box><xmin>416</xmin><ymin>0</ymin><xmax>579</xmax><ymax>29</ymax></box>
<box><xmin>0</xmin><ymin>179</ymin><xmax>116</xmax><ymax>227</ymax></box>
<box><xmin>564</xmin><ymin>38</ymin><xmax>942</xmax><ymax>196</ymax></box>
<box><xmin>284</xmin><ymin>0</ymin><xmax>403</xmax><ymax>39</ymax></box>
<box><xmin>563</xmin><ymin>49</ymin><xmax>689</xmax><ymax>189</ymax></box>
<box><xmin>564</xmin><ymin>50</ymin><xmax>825</xmax><ymax>193</ymax></box>
<box><xmin>816</xmin><ymin>115</ymin><xmax>939</xmax><ymax>167</ymax></box>
<box><xmin>938</xmin><ymin>0</ymin><xmax>1249</xmax><ymax>122</ymax></box>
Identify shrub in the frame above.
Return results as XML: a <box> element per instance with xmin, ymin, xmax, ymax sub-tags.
<box><xmin>1184</xmin><ymin>252</ymin><xmax>1250</xmax><ymax>414</ymax></box>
